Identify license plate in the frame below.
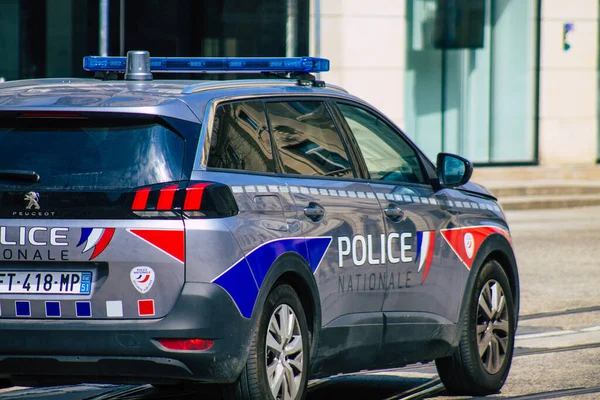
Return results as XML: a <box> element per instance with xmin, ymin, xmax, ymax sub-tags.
<box><xmin>0</xmin><ymin>271</ymin><xmax>92</xmax><ymax>294</ymax></box>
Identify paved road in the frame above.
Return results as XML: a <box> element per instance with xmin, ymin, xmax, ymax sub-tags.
<box><xmin>2</xmin><ymin>206</ymin><xmax>600</xmax><ymax>399</ymax></box>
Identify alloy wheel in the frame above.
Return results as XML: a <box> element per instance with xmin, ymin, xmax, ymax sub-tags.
<box><xmin>476</xmin><ymin>279</ymin><xmax>510</xmax><ymax>374</ymax></box>
<box><xmin>265</xmin><ymin>304</ymin><xmax>304</xmax><ymax>400</ymax></box>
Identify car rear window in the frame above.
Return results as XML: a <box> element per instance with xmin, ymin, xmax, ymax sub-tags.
<box><xmin>0</xmin><ymin>120</ymin><xmax>185</xmax><ymax>189</ymax></box>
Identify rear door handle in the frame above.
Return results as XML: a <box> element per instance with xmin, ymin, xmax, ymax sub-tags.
<box><xmin>384</xmin><ymin>204</ymin><xmax>404</xmax><ymax>221</ymax></box>
<box><xmin>304</xmin><ymin>202</ymin><xmax>325</xmax><ymax>222</ymax></box>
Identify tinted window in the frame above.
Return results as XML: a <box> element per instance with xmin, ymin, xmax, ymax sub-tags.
<box><xmin>0</xmin><ymin>121</ymin><xmax>184</xmax><ymax>189</ymax></box>
<box><xmin>266</xmin><ymin>101</ymin><xmax>353</xmax><ymax>178</ymax></box>
<box><xmin>338</xmin><ymin>103</ymin><xmax>426</xmax><ymax>184</ymax></box>
<box><xmin>207</xmin><ymin>101</ymin><xmax>274</xmax><ymax>173</ymax></box>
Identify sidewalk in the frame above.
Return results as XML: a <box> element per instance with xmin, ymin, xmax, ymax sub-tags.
<box><xmin>471</xmin><ymin>165</ymin><xmax>600</xmax><ymax>210</ymax></box>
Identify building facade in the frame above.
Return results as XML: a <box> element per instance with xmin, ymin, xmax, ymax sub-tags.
<box><xmin>311</xmin><ymin>0</ymin><xmax>599</xmax><ymax>167</ymax></box>
<box><xmin>0</xmin><ymin>0</ymin><xmax>597</xmax><ymax>167</ymax></box>
<box><xmin>0</xmin><ymin>0</ymin><xmax>309</xmax><ymax>79</ymax></box>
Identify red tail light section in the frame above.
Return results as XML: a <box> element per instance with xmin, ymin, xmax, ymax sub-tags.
<box><xmin>156</xmin><ymin>185</ymin><xmax>178</xmax><ymax>210</ymax></box>
<box><xmin>183</xmin><ymin>183</ymin><xmax>210</xmax><ymax>211</ymax></box>
<box><xmin>130</xmin><ymin>181</ymin><xmax>238</xmax><ymax>219</ymax></box>
<box><xmin>157</xmin><ymin>338</ymin><xmax>214</xmax><ymax>351</ymax></box>
<box><xmin>132</xmin><ymin>187</ymin><xmax>152</xmax><ymax>211</ymax></box>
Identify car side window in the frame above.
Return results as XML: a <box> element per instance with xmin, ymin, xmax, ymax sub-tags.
<box><xmin>337</xmin><ymin>103</ymin><xmax>426</xmax><ymax>184</ymax></box>
<box><xmin>207</xmin><ymin>101</ymin><xmax>275</xmax><ymax>173</ymax></box>
<box><xmin>266</xmin><ymin>101</ymin><xmax>353</xmax><ymax>178</ymax></box>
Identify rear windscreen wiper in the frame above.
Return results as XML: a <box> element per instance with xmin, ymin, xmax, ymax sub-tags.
<box><xmin>0</xmin><ymin>170</ymin><xmax>40</xmax><ymax>182</ymax></box>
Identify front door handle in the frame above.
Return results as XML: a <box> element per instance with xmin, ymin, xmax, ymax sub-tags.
<box><xmin>384</xmin><ymin>204</ymin><xmax>404</xmax><ymax>221</ymax></box>
<box><xmin>304</xmin><ymin>202</ymin><xmax>325</xmax><ymax>222</ymax></box>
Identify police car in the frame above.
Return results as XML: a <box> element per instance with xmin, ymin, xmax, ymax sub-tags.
<box><xmin>0</xmin><ymin>51</ymin><xmax>519</xmax><ymax>399</ymax></box>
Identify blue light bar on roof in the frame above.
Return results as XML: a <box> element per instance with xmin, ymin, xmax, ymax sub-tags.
<box><xmin>83</xmin><ymin>56</ymin><xmax>330</xmax><ymax>73</ymax></box>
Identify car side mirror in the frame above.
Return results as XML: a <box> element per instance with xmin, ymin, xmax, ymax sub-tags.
<box><xmin>436</xmin><ymin>153</ymin><xmax>473</xmax><ymax>187</ymax></box>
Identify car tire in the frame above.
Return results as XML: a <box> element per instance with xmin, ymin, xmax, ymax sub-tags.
<box><xmin>224</xmin><ymin>284</ymin><xmax>310</xmax><ymax>400</ymax></box>
<box><xmin>436</xmin><ymin>259</ymin><xmax>516</xmax><ymax>396</ymax></box>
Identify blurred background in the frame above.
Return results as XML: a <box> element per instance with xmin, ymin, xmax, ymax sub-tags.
<box><xmin>0</xmin><ymin>0</ymin><xmax>595</xmax><ymax>171</ymax></box>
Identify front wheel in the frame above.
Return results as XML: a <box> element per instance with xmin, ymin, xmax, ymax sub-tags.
<box><xmin>436</xmin><ymin>260</ymin><xmax>516</xmax><ymax>395</ymax></box>
<box><xmin>224</xmin><ymin>284</ymin><xmax>310</xmax><ymax>400</ymax></box>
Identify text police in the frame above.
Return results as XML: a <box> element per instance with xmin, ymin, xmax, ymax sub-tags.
<box><xmin>338</xmin><ymin>233</ymin><xmax>413</xmax><ymax>267</ymax></box>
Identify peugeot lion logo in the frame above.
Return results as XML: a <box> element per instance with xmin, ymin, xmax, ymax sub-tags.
<box><xmin>24</xmin><ymin>192</ymin><xmax>40</xmax><ymax>210</ymax></box>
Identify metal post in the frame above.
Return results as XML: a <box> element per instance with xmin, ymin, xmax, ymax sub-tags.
<box><xmin>286</xmin><ymin>0</ymin><xmax>298</xmax><ymax>57</ymax></box>
<box><xmin>315</xmin><ymin>0</ymin><xmax>321</xmax><ymax>58</ymax></box>
<box><xmin>99</xmin><ymin>0</ymin><xmax>109</xmax><ymax>56</ymax></box>
<box><xmin>119</xmin><ymin>0</ymin><xmax>125</xmax><ymax>56</ymax></box>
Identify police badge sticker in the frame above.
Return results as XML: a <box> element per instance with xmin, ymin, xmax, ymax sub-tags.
<box><xmin>130</xmin><ymin>266</ymin><xmax>155</xmax><ymax>294</ymax></box>
<box><xmin>464</xmin><ymin>233</ymin><xmax>475</xmax><ymax>260</ymax></box>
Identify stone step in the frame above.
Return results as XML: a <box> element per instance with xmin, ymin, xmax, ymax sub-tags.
<box><xmin>487</xmin><ymin>184</ymin><xmax>600</xmax><ymax>198</ymax></box>
<box><xmin>472</xmin><ymin>165</ymin><xmax>600</xmax><ymax>182</ymax></box>
<box><xmin>468</xmin><ymin>166</ymin><xmax>600</xmax><ymax>210</ymax></box>
<box><xmin>498</xmin><ymin>193</ymin><xmax>600</xmax><ymax>211</ymax></box>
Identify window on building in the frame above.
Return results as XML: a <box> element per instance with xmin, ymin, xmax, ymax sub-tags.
<box><xmin>404</xmin><ymin>0</ymin><xmax>538</xmax><ymax>164</ymax></box>
<box><xmin>266</xmin><ymin>101</ymin><xmax>353</xmax><ymax>178</ymax></box>
<box><xmin>338</xmin><ymin>103</ymin><xmax>426</xmax><ymax>184</ymax></box>
<box><xmin>207</xmin><ymin>101</ymin><xmax>275</xmax><ymax>173</ymax></box>
<box><xmin>0</xmin><ymin>0</ymin><xmax>309</xmax><ymax>81</ymax></box>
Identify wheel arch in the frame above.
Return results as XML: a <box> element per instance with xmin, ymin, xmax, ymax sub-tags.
<box><xmin>249</xmin><ymin>251</ymin><xmax>322</xmax><ymax>361</ymax></box>
<box><xmin>436</xmin><ymin>233</ymin><xmax>518</xmax><ymax>395</ymax></box>
<box><xmin>483</xmin><ymin>246</ymin><xmax>520</xmax><ymax>320</ymax></box>
<box><xmin>456</xmin><ymin>234</ymin><xmax>520</xmax><ymax>338</ymax></box>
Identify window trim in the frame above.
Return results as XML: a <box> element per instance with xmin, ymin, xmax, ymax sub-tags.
<box><xmin>326</xmin><ymin>100</ymin><xmax>370</xmax><ymax>180</ymax></box>
<box><xmin>197</xmin><ymin>93</ymin><xmax>437</xmax><ymax>188</ymax></box>
<box><xmin>331</xmin><ymin>99</ymin><xmax>440</xmax><ymax>189</ymax></box>
<box><xmin>195</xmin><ymin>93</ymin><xmax>375</xmax><ymax>171</ymax></box>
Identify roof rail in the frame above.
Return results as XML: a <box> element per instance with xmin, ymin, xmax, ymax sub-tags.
<box><xmin>180</xmin><ymin>79</ymin><xmax>349</xmax><ymax>95</ymax></box>
<box><xmin>181</xmin><ymin>80</ymin><xmax>300</xmax><ymax>94</ymax></box>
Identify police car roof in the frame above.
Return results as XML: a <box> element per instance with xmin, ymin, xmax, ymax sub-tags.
<box><xmin>0</xmin><ymin>78</ymin><xmax>350</xmax><ymax>123</ymax></box>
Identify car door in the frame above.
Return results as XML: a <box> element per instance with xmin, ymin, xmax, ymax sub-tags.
<box><xmin>265</xmin><ymin>99</ymin><xmax>386</xmax><ymax>375</ymax></box>
<box><xmin>334</xmin><ymin>101</ymin><xmax>464</xmax><ymax>367</ymax></box>
<box><xmin>185</xmin><ymin>99</ymin><xmax>301</xmax><ymax>320</ymax></box>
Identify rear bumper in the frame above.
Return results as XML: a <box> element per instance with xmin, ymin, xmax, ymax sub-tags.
<box><xmin>0</xmin><ymin>283</ymin><xmax>251</xmax><ymax>385</ymax></box>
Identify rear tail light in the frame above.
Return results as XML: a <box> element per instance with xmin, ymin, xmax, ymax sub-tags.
<box><xmin>130</xmin><ymin>181</ymin><xmax>238</xmax><ymax>219</ymax></box>
<box><xmin>157</xmin><ymin>338</ymin><xmax>214</xmax><ymax>351</ymax></box>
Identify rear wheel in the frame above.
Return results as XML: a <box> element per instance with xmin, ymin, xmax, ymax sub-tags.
<box><xmin>224</xmin><ymin>284</ymin><xmax>309</xmax><ymax>400</ymax></box>
<box><xmin>436</xmin><ymin>260</ymin><xmax>516</xmax><ymax>395</ymax></box>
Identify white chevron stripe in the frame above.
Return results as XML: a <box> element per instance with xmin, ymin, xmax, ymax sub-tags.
<box><xmin>83</xmin><ymin>228</ymin><xmax>104</xmax><ymax>253</ymax></box>
<box><xmin>418</xmin><ymin>232</ymin><xmax>431</xmax><ymax>272</ymax></box>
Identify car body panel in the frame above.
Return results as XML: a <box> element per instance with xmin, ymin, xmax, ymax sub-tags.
<box><xmin>0</xmin><ymin>217</ymin><xmax>186</xmax><ymax>319</ymax></box>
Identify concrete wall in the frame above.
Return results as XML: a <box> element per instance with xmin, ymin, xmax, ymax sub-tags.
<box><xmin>309</xmin><ymin>0</ymin><xmax>407</xmax><ymax>127</ymax></box>
<box><xmin>0</xmin><ymin>0</ymin><xmax>20</xmax><ymax>81</ymax></box>
<box><xmin>538</xmin><ymin>0</ymin><xmax>599</xmax><ymax>166</ymax></box>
